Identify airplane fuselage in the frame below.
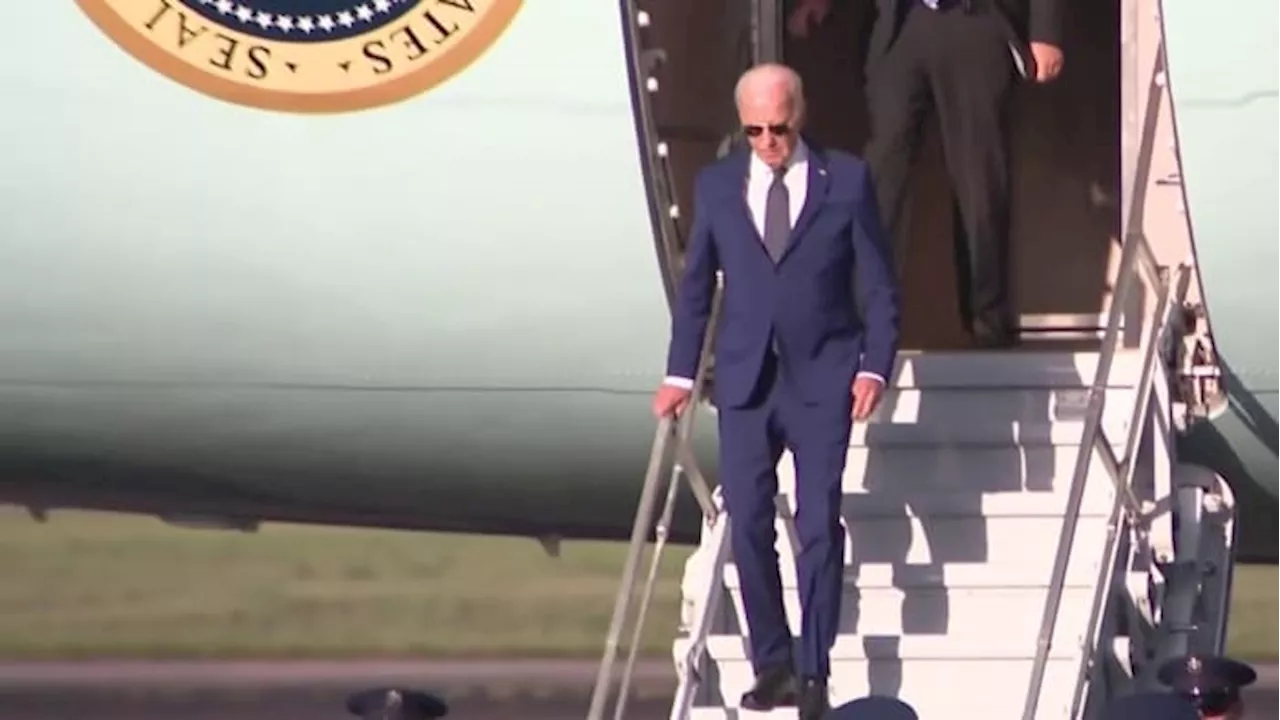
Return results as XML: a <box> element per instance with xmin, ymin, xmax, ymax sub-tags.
<box><xmin>1</xmin><ymin>1</ymin><xmax>1274</xmax><ymax>559</ymax></box>
<box><xmin>3</xmin><ymin>0</ymin><xmax>685</xmax><ymax>540</ymax></box>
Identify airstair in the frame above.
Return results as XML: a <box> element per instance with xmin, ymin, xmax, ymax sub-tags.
<box><xmin>588</xmin><ymin>0</ymin><xmax>1239</xmax><ymax>718</ymax></box>
<box><xmin>672</xmin><ymin>347</ymin><xmax>1145</xmax><ymax>719</ymax></box>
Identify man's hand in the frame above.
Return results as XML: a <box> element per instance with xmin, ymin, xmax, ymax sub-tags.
<box><xmin>653</xmin><ymin>384</ymin><xmax>693</xmax><ymax>419</ymax></box>
<box><xmin>851</xmin><ymin>376</ymin><xmax>884</xmax><ymax>421</ymax></box>
<box><xmin>1029</xmin><ymin>42</ymin><xmax>1065</xmax><ymax>83</ymax></box>
<box><xmin>788</xmin><ymin>0</ymin><xmax>832</xmax><ymax>39</ymax></box>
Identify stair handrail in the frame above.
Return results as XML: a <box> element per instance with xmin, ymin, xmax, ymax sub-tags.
<box><xmin>1021</xmin><ymin>233</ymin><xmax>1191</xmax><ymax>719</ymax></box>
<box><xmin>1081</xmin><ymin>259</ymin><xmax>1190</xmax><ymax>713</ymax></box>
<box><xmin>587</xmin><ymin>279</ymin><xmax>724</xmax><ymax>720</ymax></box>
<box><xmin>1017</xmin><ymin>226</ymin><xmax>1147</xmax><ymax>718</ymax></box>
<box><xmin>668</xmin><ymin>498</ymin><xmax>733</xmax><ymax>720</ymax></box>
<box><xmin>1021</xmin><ymin>2</ymin><xmax>1194</xmax><ymax>710</ymax></box>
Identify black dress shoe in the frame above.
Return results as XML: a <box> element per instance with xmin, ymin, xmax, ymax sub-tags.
<box><xmin>971</xmin><ymin>318</ymin><xmax>1017</xmax><ymax>349</ymax></box>
<box><xmin>739</xmin><ymin>664</ymin><xmax>798</xmax><ymax>710</ymax></box>
<box><xmin>798</xmin><ymin>678</ymin><xmax>829</xmax><ymax>720</ymax></box>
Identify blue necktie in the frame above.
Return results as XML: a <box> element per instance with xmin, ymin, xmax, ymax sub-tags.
<box><xmin>761</xmin><ymin>169</ymin><xmax>790</xmax><ymax>263</ymax></box>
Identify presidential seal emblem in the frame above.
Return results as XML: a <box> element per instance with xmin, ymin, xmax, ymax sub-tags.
<box><xmin>76</xmin><ymin>0</ymin><xmax>523</xmax><ymax>113</ymax></box>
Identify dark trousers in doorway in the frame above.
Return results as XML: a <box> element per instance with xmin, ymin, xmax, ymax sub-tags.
<box><xmin>863</xmin><ymin>2</ymin><xmax>1019</xmax><ymax>334</ymax></box>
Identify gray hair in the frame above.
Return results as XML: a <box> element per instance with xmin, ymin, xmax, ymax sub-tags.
<box><xmin>733</xmin><ymin>63</ymin><xmax>806</xmax><ymax>114</ymax></box>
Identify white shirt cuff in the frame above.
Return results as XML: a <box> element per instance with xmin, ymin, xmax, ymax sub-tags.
<box><xmin>855</xmin><ymin>371</ymin><xmax>886</xmax><ymax>385</ymax></box>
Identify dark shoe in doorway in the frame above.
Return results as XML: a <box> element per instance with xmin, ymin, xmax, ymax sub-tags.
<box><xmin>971</xmin><ymin>317</ymin><xmax>1018</xmax><ymax>349</ymax></box>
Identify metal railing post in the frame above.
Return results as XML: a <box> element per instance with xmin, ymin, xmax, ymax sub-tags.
<box><xmin>1020</xmin><ymin>243</ymin><xmax>1192</xmax><ymax>718</ymax></box>
<box><xmin>608</xmin><ymin>289</ymin><xmax>723</xmax><ymax>720</ymax></box>
<box><xmin>587</xmin><ymin>284</ymin><xmax>723</xmax><ymax>720</ymax></box>
<box><xmin>1021</xmin><ymin>0</ymin><xmax>1192</xmax><ymax>712</ymax></box>
<box><xmin>1020</xmin><ymin>231</ymin><xmax>1143</xmax><ymax>720</ymax></box>
<box><xmin>586</xmin><ymin>417</ymin><xmax>676</xmax><ymax>720</ymax></box>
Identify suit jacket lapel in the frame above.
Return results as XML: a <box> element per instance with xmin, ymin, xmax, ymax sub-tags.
<box><xmin>781</xmin><ymin>147</ymin><xmax>831</xmax><ymax>262</ymax></box>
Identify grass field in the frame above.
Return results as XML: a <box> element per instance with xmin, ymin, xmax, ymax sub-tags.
<box><xmin>0</xmin><ymin>508</ymin><xmax>1273</xmax><ymax>660</ymax></box>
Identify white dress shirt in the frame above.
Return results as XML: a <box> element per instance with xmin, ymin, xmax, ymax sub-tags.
<box><xmin>664</xmin><ymin>142</ymin><xmax>886</xmax><ymax>391</ymax></box>
<box><xmin>746</xmin><ymin>142</ymin><xmax>810</xmax><ymax>235</ymax></box>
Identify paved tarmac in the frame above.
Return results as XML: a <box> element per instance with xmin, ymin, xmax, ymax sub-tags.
<box><xmin>0</xmin><ymin>660</ymin><xmax>1273</xmax><ymax>719</ymax></box>
<box><xmin>0</xmin><ymin>660</ymin><xmax>672</xmax><ymax>720</ymax></box>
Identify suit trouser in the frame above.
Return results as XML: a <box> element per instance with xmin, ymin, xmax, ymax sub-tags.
<box><xmin>717</xmin><ymin>353</ymin><xmax>851</xmax><ymax>680</ymax></box>
<box><xmin>863</xmin><ymin>4</ymin><xmax>1018</xmax><ymax>330</ymax></box>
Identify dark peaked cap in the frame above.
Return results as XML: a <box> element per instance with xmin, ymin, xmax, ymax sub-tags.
<box><xmin>829</xmin><ymin>695</ymin><xmax>919</xmax><ymax>719</ymax></box>
<box><xmin>1157</xmin><ymin>654</ymin><xmax>1258</xmax><ymax>698</ymax></box>
<box><xmin>346</xmin><ymin>688</ymin><xmax>448</xmax><ymax>719</ymax></box>
<box><xmin>1099</xmin><ymin>691</ymin><xmax>1200</xmax><ymax>720</ymax></box>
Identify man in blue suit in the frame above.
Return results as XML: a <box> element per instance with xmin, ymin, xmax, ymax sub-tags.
<box><xmin>653</xmin><ymin>63</ymin><xmax>900</xmax><ymax>720</ymax></box>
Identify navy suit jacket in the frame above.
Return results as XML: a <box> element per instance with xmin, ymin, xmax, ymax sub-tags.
<box><xmin>665</xmin><ymin>144</ymin><xmax>900</xmax><ymax>409</ymax></box>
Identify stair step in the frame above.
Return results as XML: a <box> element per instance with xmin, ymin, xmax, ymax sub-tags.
<box><xmin>755</xmin><ymin>513</ymin><xmax>1111</xmax><ymax>570</ymax></box>
<box><xmin>672</xmin><ymin>350</ymin><xmax>1147</xmax><ymax>718</ymax></box>
<box><xmin>721</xmin><ymin>562</ymin><xmax>1095</xmax><ymax>590</ymax></box>
<box><xmin>719</xmin><ymin>585</ymin><xmax>1094</xmax><ymax>644</ymax></box>
<box><xmin>846</xmin><ymin>418</ymin><xmax>1128</xmax><ymax>447</ymax></box>
<box><xmin>784</xmin><ymin>443</ymin><xmax>1113</xmax><ymax>497</ymax></box>
<box><xmin>776</xmin><ymin>485</ymin><xmax>1114</xmax><ymax>519</ymax></box>
<box><xmin>868</xmin><ymin>387</ymin><xmax>1133</xmax><ymax>426</ymax></box>
<box><xmin>686</xmin><ymin>653</ymin><xmax>1080</xmax><ymax>717</ymax></box>
<box><xmin>886</xmin><ymin>349</ymin><xmax>1140</xmax><ymax>389</ymax></box>
<box><xmin>681</xmin><ymin>633</ymin><xmax>1080</xmax><ymax>662</ymax></box>
<box><xmin>680</xmin><ymin>652</ymin><xmax>1081</xmax><ymax>718</ymax></box>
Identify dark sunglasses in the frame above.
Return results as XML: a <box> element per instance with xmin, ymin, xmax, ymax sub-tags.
<box><xmin>742</xmin><ymin>123</ymin><xmax>791</xmax><ymax>138</ymax></box>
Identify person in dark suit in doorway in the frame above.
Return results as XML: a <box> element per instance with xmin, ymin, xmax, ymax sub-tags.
<box><xmin>653</xmin><ymin>63</ymin><xmax>900</xmax><ymax>720</ymax></box>
<box><xmin>789</xmin><ymin>0</ymin><xmax>1066</xmax><ymax>348</ymax></box>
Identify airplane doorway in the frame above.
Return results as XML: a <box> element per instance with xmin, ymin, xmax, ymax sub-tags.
<box><xmin>626</xmin><ymin>0</ymin><xmax>1118</xmax><ymax>350</ymax></box>
<box><xmin>626</xmin><ymin>0</ymin><xmax>755</xmax><ymax>291</ymax></box>
<box><xmin>782</xmin><ymin>0</ymin><xmax>1120</xmax><ymax>349</ymax></box>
